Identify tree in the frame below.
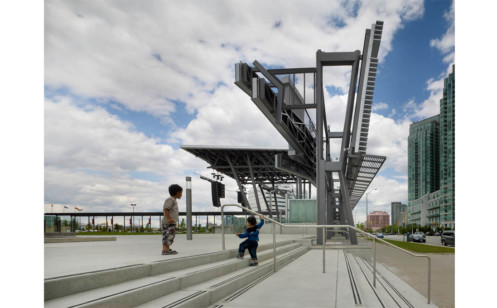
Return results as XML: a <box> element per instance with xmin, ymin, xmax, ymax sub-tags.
<box><xmin>179</xmin><ymin>218</ymin><xmax>186</xmax><ymax>232</ymax></box>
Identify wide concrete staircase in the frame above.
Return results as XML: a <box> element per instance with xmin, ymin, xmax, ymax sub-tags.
<box><xmin>44</xmin><ymin>239</ymin><xmax>308</xmax><ymax>307</ymax></box>
<box><xmin>45</xmin><ymin>239</ymin><xmax>436</xmax><ymax>307</ymax></box>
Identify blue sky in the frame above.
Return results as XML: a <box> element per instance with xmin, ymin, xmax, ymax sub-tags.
<box><xmin>374</xmin><ymin>0</ymin><xmax>451</xmax><ymax>120</ymax></box>
<box><xmin>38</xmin><ymin>0</ymin><xmax>458</xmax><ymax>227</ymax></box>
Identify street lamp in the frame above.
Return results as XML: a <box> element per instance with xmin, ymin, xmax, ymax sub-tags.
<box><xmin>366</xmin><ymin>188</ymin><xmax>378</xmax><ymax>231</ymax></box>
<box><xmin>130</xmin><ymin>203</ymin><xmax>136</xmax><ymax>232</ymax></box>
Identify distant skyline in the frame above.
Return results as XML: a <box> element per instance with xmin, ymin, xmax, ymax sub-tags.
<box><xmin>41</xmin><ymin>0</ymin><xmax>454</xmax><ymax>226</ymax></box>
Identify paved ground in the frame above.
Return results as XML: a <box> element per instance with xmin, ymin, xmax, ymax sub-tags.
<box><xmin>371</xmin><ymin>239</ymin><xmax>455</xmax><ymax>308</ymax></box>
<box><xmin>44</xmin><ymin>234</ymin><xmax>454</xmax><ymax>307</ymax></box>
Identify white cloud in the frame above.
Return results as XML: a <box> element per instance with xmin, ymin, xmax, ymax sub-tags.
<box><xmin>430</xmin><ymin>0</ymin><xmax>455</xmax><ymax>63</ymax></box>
<box><xmin>353</xmin><ymin>174</ymin><xmax>408</xmax><ymax>224</ymax></box>
<box><xmin>45</xmin><ymin>0</ymin><xmax>425</xmax><ymax>117</ymax></box>
<box><xmin>44</xmin><ymin>96</ymin><xmax>224</xmax><ymax>212</ymax></box>
<box><xmin>372</xmin><ymin>102</ymin><xmax>389</xmax><ymax>111</ymax></box>
<box><xmin>367</xmin><ymin>113</ymin><xmax>411</xmax><ymax>173</ymax></box>
<box><xmin>171</xmin><ymin>85</ymin><xmax>287</xmax><ymax>148</ymax></box>
<box><xmin>44</xmin><ymin>0</ymin><xmax>431</xmax><ymax>215</ymax></box>
<box><xmin>402</xmin><ymin>76</ymin><xmax>444</xmax><ymax>120</ymax></box>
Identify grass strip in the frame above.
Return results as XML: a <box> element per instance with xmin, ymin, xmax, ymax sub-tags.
<box><xmin>381</xmin><ymin>239</ymin><xmax>455</xmax><ymax>254</ymax></box>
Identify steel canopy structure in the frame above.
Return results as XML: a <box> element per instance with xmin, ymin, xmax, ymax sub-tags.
<box><xmin>181</xmin><ymin>145</ymin><xmax>313</xmax><ymax>219</ymax></box>
<box><xmin>181</xmin><ymin>146</ymin><xmax>301</xmax><ymax>185</ymax></box>
<box><xmin>182</xmin><ymin>21</ymin><xmax>387</xmax><ymax>245</ymax></box>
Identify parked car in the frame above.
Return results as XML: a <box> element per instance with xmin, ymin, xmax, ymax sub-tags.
<box><xmin>434</xmin><ymin>232</ymin><xmax>440</xmax><ymax>236</ymax></box>
<box><xmin>375</xmin><ymin>233</ymin><xmax>384</xmax><ymax>239</ymax></box>
<box><xmin>441</xmin><ymin>230</ymin><xmax>455</xmax><ymax>246</ymax></box>
<box><xmin>409</xmin><ymin>231</ymin><xmax>426</xmax><ymax>243</ymax></box>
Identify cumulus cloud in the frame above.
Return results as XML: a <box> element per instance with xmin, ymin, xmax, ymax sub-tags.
<box><xmin>353</xmin><ymin>174</ymin><xmax>408</xmax><ymax>224</ymax></box>
<box><xmin>430</xmin><ymin>0</ymin><xmax>455</xmax><ymax>63</ymax></box>
<box><xmin>45</xmin><ymin>0</ymin><xmax>424</xmax><ymax>117</ymax></box>
<box><xmin>367</xmin><ymin>113</ymin><xmax>411</xmax><ymax>173</ymax></box>
<box><xmin>44</xmin><ymin>0</ymin><xmax>431</xmax><ymax>214</ymax></box>
<box><xmin>402</xmin><ymin>75</ymin><xmax>445</xmax><ymax>120</ymax></box>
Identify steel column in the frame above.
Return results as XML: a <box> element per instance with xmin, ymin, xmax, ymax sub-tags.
<box><xmin>246</xmin><ymin>155</ymin><xmax>262</xmax><ymax>212</ymax></box>
<box><xmin>186</xmin><ymin>176</ymin><xmax>193</xmax><ymax>240</ymax></box>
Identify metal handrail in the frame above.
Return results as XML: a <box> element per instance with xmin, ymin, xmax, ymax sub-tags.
<box><xmin>221</xmin><ymin>203</ymin><xmax>431</xmax><ymax>304</ymax></box>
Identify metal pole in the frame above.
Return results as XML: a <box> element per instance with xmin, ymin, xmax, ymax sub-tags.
<box><xmin>428</xmin><ymin>258</ymin><xmax>431</xmax><ymax>303</ymax></box>
<box><xmin>366</xmin><ymin>193</ymin><xmax>368</xmax><ymax>229</ymax></box>
<box><xmin>130</xmin><ymin>204</ymin><xmax>136</xmax><ymax>232</ymax></box>
<box><xmin>186</xmin><ymin>176</ymin><xmax>192</xmax><ymax>240</ymax></box>
<box><xmin>373</xmin><ymin>237</ymin><xmax>377</xmax><ymax>287</ymax></box>
<box><xmin>221</xmin><ymin>206</ymin><xmax>225</xmax><ymax>250</ymax></box>
<box><xmin>322</xmin><ymin>227</ymin><xmax>326</xmax><ymax>273</ymax></box>
<box><xmin>273</xmin><ymin>221</ymin><xmax>276</xmax><ymax>272</ymax></box>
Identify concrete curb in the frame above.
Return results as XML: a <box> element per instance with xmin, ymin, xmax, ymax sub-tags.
<box><xmin>44</xmin><ymin>237</ymin><xmax>117</xmax><ymax>243</ymax></box>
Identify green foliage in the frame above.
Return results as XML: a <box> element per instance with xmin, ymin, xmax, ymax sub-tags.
<box><xmin>178</xmin><ymin>218</ymin><xmax>186</xmax><ymax>232</ymax></box>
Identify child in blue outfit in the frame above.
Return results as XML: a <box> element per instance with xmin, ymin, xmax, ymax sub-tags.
<box><xmin>236</xmin><ymin>214</ymin><xmax>264</xmax><ymax>266</ymax></box>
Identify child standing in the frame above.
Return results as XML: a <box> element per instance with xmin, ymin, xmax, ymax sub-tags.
<box><xmin>235</xmin><ymin>214</ymin><xmax>265</xmax><ymax>266</ymax></box>
<box><xmin>161</xmin><ymin>184</ymin><xmax>182</xmax><ymax>255</ymax></box>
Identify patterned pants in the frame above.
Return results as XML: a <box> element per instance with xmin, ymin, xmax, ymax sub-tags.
<box><xmin>162</xmin><ymin>224</ymin><xmax>176</xmax><ymax>245</ymax></box>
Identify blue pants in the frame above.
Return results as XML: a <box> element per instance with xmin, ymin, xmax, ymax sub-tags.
<box><xmin>238</xmin><ymin>240</ymin><xmax>258</xmax><ymax>260</ymax></box>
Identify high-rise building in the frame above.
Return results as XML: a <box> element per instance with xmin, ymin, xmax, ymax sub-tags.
<box><xmin>407</xmin><ymin>65</ymin><xmax>455</xmax><ymax>229</ymax></box>
<box><xmin>439</xmin><ymin>65</ymin><xmax>455</xmax><ymax>229</ymax></box>
<box><xmin>408</xmin><ymin>115</ymin><xmax>440</xmax><ymax>200</ymax></box>
<box><xmin>391</xmin><ymin>202</ymin><xmax>407</xmax><ymax>226</ymax></box>
<box><xmin>408</xmin><ymin>115</ymin><xmax>439</xmax><ymax>226</ymax></box>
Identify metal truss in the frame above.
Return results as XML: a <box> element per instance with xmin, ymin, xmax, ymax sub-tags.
<box><xmin>233</xmin><ymin>21</ymin><xmax>387</xmax><ymax>245</ymax></box>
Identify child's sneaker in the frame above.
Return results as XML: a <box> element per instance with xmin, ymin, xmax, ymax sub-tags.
<box><xmin>236</xmin><ymin>253</ymin><xmax>244</xmax><ymax>259</ymax></box>
<box><xmin>249</xmin><ymin>261</ymin><xmax>258</xmax><ymax>266</ymax></box>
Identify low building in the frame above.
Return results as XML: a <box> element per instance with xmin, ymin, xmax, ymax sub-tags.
<box><xmin>368</xmin><ymin>211</ymin><xmax>390</xmax><ymax>231</ymax></box>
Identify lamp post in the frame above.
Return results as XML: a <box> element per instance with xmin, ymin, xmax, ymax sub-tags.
<box><xmin>130</xmin><ymin>203</ymin><xmax>136</xmax><ymax>232</ymax></box>
<box><xmin>366</xmin><ymin>188</ymin><xmax>378</xmax><ymax>231</ymax></box>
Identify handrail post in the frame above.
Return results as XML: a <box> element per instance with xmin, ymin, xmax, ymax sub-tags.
<box><xmin>218</xmin><ymin>204</ymin><xmax>432</xmax><ymax>301</ymax></box>
<box><xmin>428</xmin><ymin>257</ymin><xmax>431</xmax><ymax>304</ymax></box>
<box><xmin>322</xmin><ymin>227</ymin><xmax>326</xmax><ymax>273</ymax></box>
<box><xmin>221</xmin><ymin>205</ymin><xmax>225</xmax><ymax>251</ymax></box>
<box><xmin>273</xmin><ymin>221</ymin><xmax>276</xmax><ymax>272</ymax></box>
<box><xmin>373</xmin><ymin>237</ymin><xmax>377</xmax><ymax>288</ymax></box>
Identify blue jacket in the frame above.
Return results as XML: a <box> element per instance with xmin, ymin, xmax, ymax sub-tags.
<box><xmin>238</xmin><ymin>219</ymin><xmax>264</xmax><ymax>241</ymax></box>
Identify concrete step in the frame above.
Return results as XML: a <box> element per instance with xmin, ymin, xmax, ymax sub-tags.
<box><xmin>347</xmin><ymin>252</ymin><xmax>437</xmax><ymax>307</ymax></box>
<box><xmin>44</xmin><ymin>241</ymin><xmax>306</xmax><ymax>307</ymax></box>
<box><xmin>137</xmin><ymin>246</ymin><xmax>309</xmax><ymax>307</ymax></box>
<box><xmin>44</xmin><ymin>238</ymin><xmax>296</xmax><ymax>301</ymax></box>
<box><xmin>204</xmin><ymin>248</ymin><xmax>438</xmax><ymax>308</ymax></box>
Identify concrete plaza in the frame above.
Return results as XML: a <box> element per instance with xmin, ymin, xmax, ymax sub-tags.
<box><xmin>45</xmin><ymin>233</ymin><xmax>454</xmax><ymax>307</ymax></box>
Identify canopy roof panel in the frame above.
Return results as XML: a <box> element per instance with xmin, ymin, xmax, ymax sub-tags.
<box><xmin>181</xmin><ymin>145</ymin><xmax>298</xmax><ymax>184</ymax></box>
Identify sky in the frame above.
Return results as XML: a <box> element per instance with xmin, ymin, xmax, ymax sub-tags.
<box><xmin>39</xmin><ymin>0</ymin><xmax>458</xmax><ymax>227</ymax></box>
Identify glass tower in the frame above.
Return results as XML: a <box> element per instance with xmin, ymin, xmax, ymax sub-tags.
<box><xmin>407</xmin><ymin>65</ymin><xmax>455</xmax><ymax>229</ymax></box>
<box><xmin>439</xmin><ymin>65</ymin><xmax>455</xmax><ymax>229</ymax></box>
<box><xmin>408</xmin><ymin>115</ymin><xmax>440</xmax><ymax>226</ymax></box>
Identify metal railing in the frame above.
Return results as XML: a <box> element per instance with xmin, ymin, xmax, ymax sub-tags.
<box><xmin>221</xmin><ymin>204</ymin><xmax>432</xmax><ymax>304</ymax></box>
